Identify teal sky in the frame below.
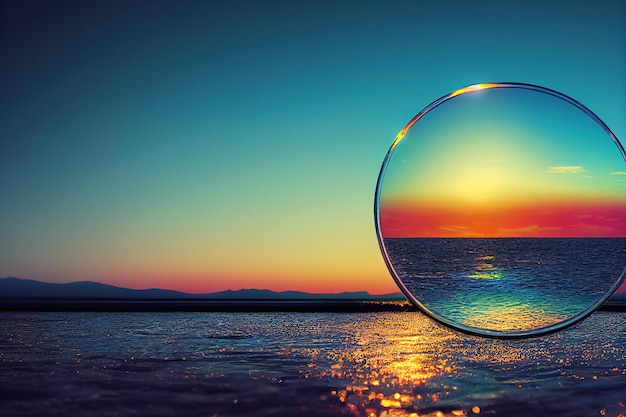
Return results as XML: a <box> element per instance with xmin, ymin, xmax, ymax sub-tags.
<box><xmin>1</xmin><ymin>0</ymin><xmax>624</xmax><ymax>293</ymax></box>
<box><xmin>382</xmin><ymin>86</ymin><xmax>626</xmax><ymax>203</ymax></box>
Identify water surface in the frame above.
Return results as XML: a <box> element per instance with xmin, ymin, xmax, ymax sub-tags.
<box><xmin>1</xmin><ymin>310</ymin><xmax>625</xmax><ymax>416</ymax></box>
<box><xmin>384</xmin><ymin>238</ymin><xmax>626</xmax><ymax>333</ymax></box>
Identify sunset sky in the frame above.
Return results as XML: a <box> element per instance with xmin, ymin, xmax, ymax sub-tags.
<box><xmin>1</xmin><ymin>0</ymin><xmax>624</xmax><ymax>294</ymax></box>
<box><xmin>379</xmin><ymin>84</ymin><xmax>626</xmax><ymax>238</ymax></box>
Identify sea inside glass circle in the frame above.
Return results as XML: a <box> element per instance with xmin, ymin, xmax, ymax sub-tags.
<box><xmin>375</xmin><ymin>83</ymin><xmax>626</xmax><ymax>338</ymax></box>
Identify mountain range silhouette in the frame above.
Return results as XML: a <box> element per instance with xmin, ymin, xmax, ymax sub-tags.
<box><xmin>0</xmin><ymin>277</ymin><xmax>404</xmax><ymax>301</ymax></box>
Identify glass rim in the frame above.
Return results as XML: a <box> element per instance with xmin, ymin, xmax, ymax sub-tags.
<box><xmin>374</xmin><ymin>82</ymin><xmax>626</xmax><ymax>339</ymax></box>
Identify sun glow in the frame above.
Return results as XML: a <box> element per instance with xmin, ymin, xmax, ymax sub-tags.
<box><xmin>378</xmin><ymin>83</ymin><xmax>626</xmax><ymax>239</ymax></box>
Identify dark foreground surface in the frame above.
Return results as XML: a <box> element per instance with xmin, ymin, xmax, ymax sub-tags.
<box><xmin>1</xmin><ymin>309</ymin><xmax>625</xmax><ymax>417</ymax></box>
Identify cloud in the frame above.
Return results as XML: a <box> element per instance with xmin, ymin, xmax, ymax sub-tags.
<box><xmin>498</xmin><ymin>222</ymin><xmax>620</xmax><ymax>237</ymax></box>
<box><xmin>438</xmin><ymin>225</ymin><xmax>469</xmax><ymax>232</ymax></box>
<box><xmin>497</xmin><ymin>224</ymin><xmax>561</xmax><ymax>234</ymax></box>
<box><xmin>545</xmin><ymin>166</ymin><xmax>586</xmax><ymax>174</ymax></box>
<box><xmin>567</xmin><ymin>222</ymin><xmax>617</xmax><ymax>236</ymax></box>
<box><xmin>610</xmin><ymin>171</ymin><xmax>626</xmax><ymax>175</ymax></box>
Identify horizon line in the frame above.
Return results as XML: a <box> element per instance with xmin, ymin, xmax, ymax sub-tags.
<box><xmin>0</xmin><ymin>276</ymin><xmax>403</xmax><ymax>297</ymax></box>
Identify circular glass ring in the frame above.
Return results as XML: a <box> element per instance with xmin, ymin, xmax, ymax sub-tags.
<box><xmin>375</xmin><ymin>82</ymin><xmax>626</xmax><ymax>338</ymax></box>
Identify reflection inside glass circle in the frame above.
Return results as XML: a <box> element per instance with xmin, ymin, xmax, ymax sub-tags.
<box><xmin>375</xmin><ymin>83</ymin><xmax>626</xmax><ymax>338</ymax></box>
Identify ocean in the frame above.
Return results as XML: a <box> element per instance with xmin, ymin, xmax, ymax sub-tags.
<box><xmin>382</xmin><ymin>238</ymin><xmax>626</xmax><ymax>334</ymax></box>
<box><xmin>1</xmin><ymin>309</ymin><xmax>625</xmax><ymax>417</ymax></box>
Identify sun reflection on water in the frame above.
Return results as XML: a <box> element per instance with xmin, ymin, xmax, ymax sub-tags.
<box><xmin>467</xmin><ymin>256</ymin><xmax>501</xmax><ymax>280</ymax></box>
<box><xmin>296</xmin><ymin>311</ymin><xmax>626</xmax><ymax>417</ymax></box>
<box><xmin>426</xmin><ymin>252</ymin><xmax>578</xmax><ymax>333</ymax></box>
<box><xmin>309</xmin><ymin>313</ymin><xmax>482</xmax><ymax>417</ymax></box>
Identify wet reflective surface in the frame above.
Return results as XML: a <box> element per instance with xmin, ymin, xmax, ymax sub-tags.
<box><xmin>1</xmin><ymin>310</ymin><xmax>625</xmax><ymax>416</ymax></box>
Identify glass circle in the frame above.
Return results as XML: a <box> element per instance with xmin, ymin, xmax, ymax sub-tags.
<box><xmin>375</xmin><ymin>83</ymin><xmax>626</xmax><ymax>338</ymax></box>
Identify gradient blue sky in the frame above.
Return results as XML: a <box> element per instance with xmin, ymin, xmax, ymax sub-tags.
<box><xmin>1</xmin><ymin>0</ymin><xmax>624</xmax><ymax>293</ymax></box>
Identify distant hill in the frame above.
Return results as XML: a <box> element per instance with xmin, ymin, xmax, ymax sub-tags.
<box><xmin>2</xmin><ymin>276</ymin><xmax>623</xmax><ymax>305</ymax></box>
<box><xmin>0</xmin><ymin>277</ymin><xmax>189</xmax><ymax>299</ymax></box>
<box><xmin>0</xmin><ymin>277</ymin><xmax>405</xmax><ymax>301</ymax></box>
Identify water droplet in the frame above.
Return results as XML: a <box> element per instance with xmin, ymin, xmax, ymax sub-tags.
<box><xmin>375</xmin><ymin>83</ymin><xmax>626</xmax><ymax>338</ymax></box>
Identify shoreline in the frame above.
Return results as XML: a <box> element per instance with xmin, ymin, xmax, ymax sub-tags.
<box><xmin>0</xmin><ymin>298</ymin><xmax>412</xmax><ymax>313</ymax></box>
<box><xmin>1</xmin><ymin>298</ymin><xmax>624</xmax><ymax>313</ymax></box>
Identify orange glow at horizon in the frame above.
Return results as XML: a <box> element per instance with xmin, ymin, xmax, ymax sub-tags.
<box><xmin>381</xmin><ymin>201</ymin><xmax>626</xmax><ymax>237</ymax></box>
<box><xmin>83</xmin><ymin>267</ymin><xmax>398</xmax><ymax>295</ymax></box>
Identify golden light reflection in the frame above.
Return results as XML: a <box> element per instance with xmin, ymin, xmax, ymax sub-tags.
<box><xmin>460</xmin><ymin>302</ymin><xmax>566</xmax><ymax>332</ymax></box>
<box><xmin>467</xmin><ymin>256</ymin><xmax>502</xmax><ymax>280</ymax></box>
<box><xmin>295</xmin><ymin>312</ymin><xmax>625</xmax><ymax>417</ymax></box>
<box><xmin>467</xmin><ymin>263</ymin><xmax>501</xmax><ymax>280</ymax></box>
<box><xmin>308</xmin><ymin>313</ymin><xmax>488</xmax><ymax>417</ymax></box>
<box><xmin>448</xmin><ymin>83</ymin><xmax>501</xmax><ymax>98</ymax></box>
